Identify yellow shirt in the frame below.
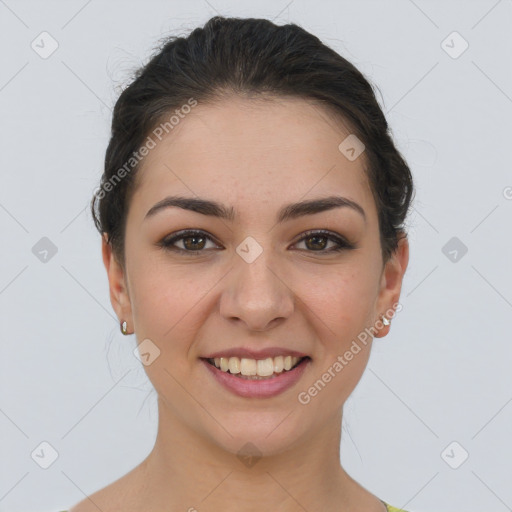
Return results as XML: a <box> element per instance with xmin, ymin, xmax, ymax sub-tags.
<box><xmin>382</xmin><ymin>501</ymin><xmax>410</xmax><ymax>512</ymax></box>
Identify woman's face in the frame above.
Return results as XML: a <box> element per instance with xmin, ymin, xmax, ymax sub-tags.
<box><xmin>103</xmin><ymin>95</ymin><xmax>408</xmax><ymax>456</ymax></box>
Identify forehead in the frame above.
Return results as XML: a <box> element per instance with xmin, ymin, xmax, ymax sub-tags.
<box><xmin>130</xmin><ymin>94</ymin><xmax>375</xmax><ymax>222</ymax></box>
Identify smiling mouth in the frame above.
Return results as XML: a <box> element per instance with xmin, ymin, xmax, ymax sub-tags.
<box><xmin>202</xmin><ymin>356</ymin><xmax>310</xmax><ymax>380</ymax></box>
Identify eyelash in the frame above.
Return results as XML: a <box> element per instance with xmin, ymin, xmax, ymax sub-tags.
<box><xmin>159</xmin><ymin>229</ymin><xmax>355</xmax><ymax>255</ymax></box>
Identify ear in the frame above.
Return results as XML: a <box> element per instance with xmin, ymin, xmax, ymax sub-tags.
<box><xmin>102</xmin><ymin>233</ymin><xmax>133</xmax><ymax>332</ymax></box>
<box><xmin>373</xmin><ymin>234</ymin><xmax>409</xmax><ymax>338</ymax></box>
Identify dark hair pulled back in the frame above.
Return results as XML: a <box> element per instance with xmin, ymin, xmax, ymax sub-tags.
<box><xmin>91</xmin><ymin>15</ymin><xmax>414</xmax><ymax>268</ymax></box>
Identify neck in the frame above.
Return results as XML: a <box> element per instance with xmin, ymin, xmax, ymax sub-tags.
<box><xmin>133</xmin><ymin>397</ymin><xmax>374</xmax><ymax>512</ymax></box>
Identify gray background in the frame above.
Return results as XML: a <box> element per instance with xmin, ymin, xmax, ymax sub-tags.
<box><xmin>1</xmin><ymin>1</ymin><xmax>511</xmax><ymax>511</ymax></box>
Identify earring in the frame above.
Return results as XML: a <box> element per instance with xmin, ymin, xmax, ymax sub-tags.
<box><xmin>381</xmin><ymin>315</ymin><xmax>390</xmax><ymax>326</ymax></box>
<box><xmin>120</xmin><ymin>320</ymin><xmax>129</xmax><ymax>335</ymax></box>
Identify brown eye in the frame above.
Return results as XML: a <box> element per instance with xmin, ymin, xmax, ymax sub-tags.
<box><xmin>159</xmin><ymin>229</ymin><xmax>354</xmax><ymax>256</ymax></box>
<box><xmin>181</xmin><ymin>234</ymin><xmax>206</xmax><ymax>251</ymax></box>
<box><xmin>304</xmin><ymin>234</ymin><xmax>329</xmax><ymax>251</ymax></box>
<box><xmin>160</xmin><ymin>230</ymin><xmax>220</xmax><ymax>254</ymax></box>
<box><xmin>294</xmin><ymin>230</ymin><xmax>354</xmax><ymax>253</ymax></box>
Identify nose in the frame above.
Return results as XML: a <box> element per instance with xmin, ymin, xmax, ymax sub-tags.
<box><xmin>219</xmin><ymin>248</ymin><xmax>295</xmax><ymax>332</ymax></box>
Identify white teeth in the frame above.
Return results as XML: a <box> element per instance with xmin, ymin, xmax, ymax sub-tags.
<box><xmin>240</xmin><ymin>358</ymin><xmax>257</xmax><ymax>376</ymax></box>
<box><xmin>257</xmin><ymin>358</ymin><xmax>274</xmax><ymax>377</ymax></box>
<box><xmin>228</xmin><ymin>357</ymin><xmax>241</xmax><ymax>374</ymax></box>
<box><xmin>209</xmin><ymin>355</ymin><xmax>304</xmax><ymax>377</ymax></box>
<box><xmin>220</xmin><ymin>357</ymin><xmax>229</xmax><ymax>372</ymax></box>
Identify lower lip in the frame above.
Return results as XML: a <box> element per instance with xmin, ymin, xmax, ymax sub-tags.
<box><xmin>201</xmin><ymin>357</ymin><xmax>311</xmax><ymax>398</ymax></box>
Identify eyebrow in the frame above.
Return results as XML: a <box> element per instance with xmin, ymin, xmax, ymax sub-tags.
<box><xmin>144</xmin><ymin>195</ymin><xmax>366</xmax><ymax>223</ymax></box>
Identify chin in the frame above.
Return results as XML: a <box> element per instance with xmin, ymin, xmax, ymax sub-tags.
<box><xmin>203</xmin><ymin>418</ymin><xmax>307</xmax><ymax>462</ymax></box>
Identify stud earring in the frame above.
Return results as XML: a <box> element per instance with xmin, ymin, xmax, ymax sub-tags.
<box><xmin>120</xmin><ymin>320</ymin><xmax>129</xmax><ymax>335</ymax></box>
<box><xmin>381</xmin><ymin>315</ymin><xmax>390</xmax><ymax>326</ymax></box>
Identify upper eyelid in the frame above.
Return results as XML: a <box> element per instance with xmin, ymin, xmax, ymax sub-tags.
<box><xmin>162</xmin><ymin>229</ymin><xmax>351</xmax><ymax>250</ymax></box>
<box><xmin>164</xmin><ymin>229</ymin><xmax>221</xmax><ymax>246</ymax></box>
<box><xmin>160</xmin><ymin>230</ymin><xmax>221</xmax><ymax>252</ymax></box>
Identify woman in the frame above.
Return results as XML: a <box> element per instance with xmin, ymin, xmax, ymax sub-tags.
<box><xmin>67</xmin><ymin>15</ymin><xmax>414</xmax><ymax>512</ymax></box>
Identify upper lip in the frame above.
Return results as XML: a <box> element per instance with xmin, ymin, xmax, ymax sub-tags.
<box><xmin>201</xmin><ymin>347</ymin><xmax>309</xmax><ymax>360</ymax></box>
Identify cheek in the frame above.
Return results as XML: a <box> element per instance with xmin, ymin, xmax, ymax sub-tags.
<box><xmin>128</xmin><ymin>256</ymin><xmax>218</xmax><ymax>348</ymax></box>
<box><xmin>296</xmin><ymin>264</ymin><xmax>378</xmax><ymax>336</ymax></box>
<box><xmin>128</xmin><ymin>270</ymin><xmax>206</xmax><ymax>392</ymax></box>
<box><xmin>297</xmin><ymin>271</ymin><xmax>376</xmax><ymax>413</ymax></box>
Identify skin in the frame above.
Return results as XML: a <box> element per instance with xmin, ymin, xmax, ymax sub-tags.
<box><xmin>71</xmin><ymin>95</ymin><xmax>409</xmax><ymax>512</ymax></box>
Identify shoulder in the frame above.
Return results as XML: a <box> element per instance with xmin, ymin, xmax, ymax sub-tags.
<box><xmin>67</xmin><ymin>484</ymin><xmax>134</xmax><ymax>512</ymax></box>
<box><xmin>67</xmin><ymin>490</ymin><xmax>111</xmax><ymax>512</ymax></box>
<box><xmin>66</xmin><ymin>462</ymin><xmax>149</xmax><ymax>512</ymax></box>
